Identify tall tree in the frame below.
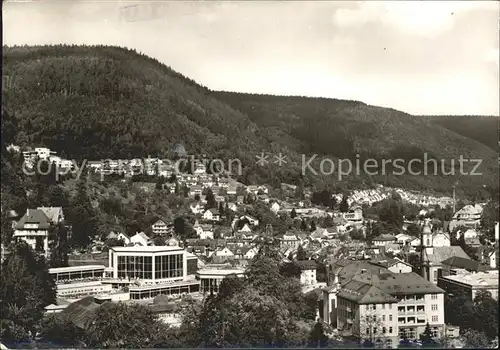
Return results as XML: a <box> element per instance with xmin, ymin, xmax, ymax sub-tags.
<box><xmin>308</xmin><ymin>321</ymin><xmax>329</xmax><ymax>348</ymax></box>
<box><xmin>85</xmin><ymin>302</ymin><xmax>171</xmax><ymax>348</ymax></box>
<box><xmin>68</xmin><ymin>177</ymin><xmax>97</xmax><ymax>248</ymax></box>
<box><xmin>419</xmin><ymin>323</ymin><xmax>437</xmax><ymax>348</ymax></box>
<box><xmin>296</xmin><ymin>245</ymin><xmax>307</xmax><ymax>261</ymax></box>
<box><xmin>339</xmin><ymin>195</ymin><xmax>349</xmax><ymax>213</ymax></box>
<box><xmin>0</xmin><ymin>242</ymin><xmax>56</xmax><ymax>340</ymax></box>
<box><xmin>205</xmin><ymin>189</ymin><xmax>216</xmax><ymax>209</ymax></box>
<box><xmin>473</xmin><ymin>290</ymin><xmax>499</xmax><ymax>340</ymax></box>
<box><xmin>378</xmin><ymin>197</ymin><xmax>404</xmax><ymax>231</ymax></box>
<box><xmin>49</xmin><ymin>222</ymin><xmax>69</xmax><ymax>268</ymax></box>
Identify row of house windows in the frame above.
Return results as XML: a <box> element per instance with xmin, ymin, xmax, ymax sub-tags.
<box><xmin>366</xmin><ymin>314</ymin><xmax>394</xmax><ymax>323</ymax></box>
<box><xmin>130</xmin><ymin>284</ymin><xmax>199</xmax><ymax>300</ymax></box>
<box><xmin>58</xmin><ymin>286</ymin><xmax>107</xmax><ymax>296</ymax></box>
<box><xmin>365</xmin><ymin>303</ymin><xmax>392</xmax><ymax>311</ymax></box>
<box><xmin>399</xmin><ymin>326</ymin><xmax>440</xmax><ymax>340</ymax></box>
<box><xmin>366</xmin><ymin>326</ymin><xmax>393</xmax><ymax>335</ymax></box>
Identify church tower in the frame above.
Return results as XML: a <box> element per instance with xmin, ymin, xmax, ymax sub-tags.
<box><xmin>322</xmin><ymin>273</ymin><xmax>341</xmax><ymax>327</ymax></box>
<box><xmin>420</xmin><ymin>219</ymin><xmax>433</xmax><ymax>281</ymax></box>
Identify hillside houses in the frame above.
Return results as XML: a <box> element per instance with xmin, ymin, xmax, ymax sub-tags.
<box><xmin>449</xmin><ymin>204</ymin><xmax>483</xmax><ymax>231</ymax></box>
<box><xmin>151</xmin><ymin>219</ymin><xmax>172</xmax><ymax>236</ymax></box>
<box><xmin>130</xmin><ymin>232</ymin><xmax>152</xmax><ymax>246</ymax></box>
<box><xmin>280</xmin><ymin>233</ymin><xmax>301</xmax><ymax>249</ymax></box>
<box><xmin>345</xmin><ymin>186</ymin><xmax>453</xmax><ymax>208</ymax></box>
<box><xmin>372</xmin><ymin>234</ymin><xmax>397</xmax><ymax>246</ymax></box>
<box><xmin>194</xmin><ymin>223</ymin><xmax>214</xmax><ymax>240</ymax></box>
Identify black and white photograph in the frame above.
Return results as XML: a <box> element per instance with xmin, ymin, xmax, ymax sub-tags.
<box><xmin>1</xmin><ymin>0</ymin><xmax>499</xmax><ymax>348</ymax></box>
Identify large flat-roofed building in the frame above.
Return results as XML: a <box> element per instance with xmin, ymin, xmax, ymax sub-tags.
<box><xmin>129</xmin><ymin>279</ymin><xmax>200</xmax><ymax>300</ymax></box>
<box><xmin>56</xmin><ymin>280</ymin><xmax>113</xmax><ymax>300</ymax></box>
<box><xmin>49</xmin><ymin>265</ymin><xmax>106</xmax><ymax>283</ymax></box>
<box><xmin>196</xmin><ymin>268</ymin><xmax>245</xmax><ymax>294</ymax></box>
<box><xmin>107</xmin><ymin>246</ymin><xmax>201</xmax><ymax>300</ymax></box>
<box><xmin>437</xmin><ymin>270</ymin><xmax>498</xmax><ymax>300</ymax></box>
<box><xmin>108</xmin><ymin>246</ymin><xmax>187</xmax><ymax>283</ymax></box>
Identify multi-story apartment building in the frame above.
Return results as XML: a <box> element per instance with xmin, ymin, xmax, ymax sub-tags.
<box><xmin>326</xmin><ymin>270</ymin><xmax>445</xmax><ymax>348</ymax></box>
<box><xmin>337</xmin><ymin>279</ymin><xmax>399</xmax><ymax>347</ymax></box>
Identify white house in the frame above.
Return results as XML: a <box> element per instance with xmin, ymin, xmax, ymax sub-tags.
<box><xmin>396</xmin><ymin>233</ymin><xmax>414</xmax><ymax>245</ymax></box>
<box><xmin>130</xmin><ymin>232</ymin><xmax>151</xmax><ymax>246</ymax></box>
<box><xmin>13</xmin><ymin>207</ymin><xmax>65</xmax><ymax>257</ymax></box>
<box><xmin>214</xmin><ymin>247</ymin><xmax>235</xmax><ymax>259</ymax></box>
<box><xmin>190</xmin><ymin>203</ymin><xmax>203</xmax><ymax>215</ymax></box>
<box><xmin>240</xmin><ymin>215</ymin><xmax>259</xmax><ymax>226</ymax></box>
<box><xmin>372</xmin><ymin>234</ymin><xmax>396</xmax><ymax>246</ymax></box>
<box><xmin>107</xmin><ymin>232</ymin><xmax>131</xmax><ymax>245</ymax></box>
<box><xmin>189</xmin><ymin>186</ymin><xmax>203</xmax><ymax>198</ymax></box>
<box><xmin>151</xmin><ymin>220</ymin><xmax>170</xmax><ymax>236</ymax></box>
<box><xmin>342</xmin><ymin>207</ymin><xmax>364</xmax><ymax>225</ymax></box>
<box><xmin>456</xmin><ymin>228</ymin><xmax>478</xmax><ymax>241</ymax></box>
<box><xmin>258</xmin><ymin>185</ymin><xmax>269</xmax><ymax>194</ymax></box>
<box><xmin>194</xmin><ymin>224</ymin><xmax>214</xmax><ymax>240</ymax></box>
<box><xmin>270</xmin><ymin>202</ymin><xmax>280</xmax><ymax>213</ymax></box>
<box><xmin>371</xmin><ymin>257</ymin><xmax>413</xmax><ymax>274</ymax></box>
<box><xmin>203</xmin><ymin>209</ymin><xmax>221</xmax><ymax>222</ymax></box>
<box><xmin>246</xmin><ymin>185</ymin><xmax>259</xmax><ymax>195</ymax></box>
<box><xmin>226</xmin><ymin>186</ymin><xmax>237</xmax><ymax>196</ymax></box>
<box><xmin>296</xmin><ymin>260</ymin><xmax>317</xmax><ymax>286</ymax></box>
<box><xmin>280</xmin><ymin>234</ymin><xmax>300</xmax><ymax>249</ymax></box>
<box><xmin>244</xmin><ymin>247</ymin><xmax>259</xmax><ymax>260</ymax></box>
<box><xmin>227</xmin><ymin>202</ymin><xmax>238</xmax><ymax>212</ymax></box>
<box><xmin>449</xmin><ymin>204</ymin><xmax>483</xmax><ymax>231</ymax></box>
<box><xmin>238</xmin><ymin>223</ymin><xmax>252</xmax><ymax>233</ymax></box>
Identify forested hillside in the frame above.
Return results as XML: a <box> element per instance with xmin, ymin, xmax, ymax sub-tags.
<box><xmin>2</xmin><ymin>45</ymin><xmax>498</xmax><ymax>196</ymax></box>
<box><xmin>212</xmin><ymin>92</ymin><xmax>499</xmax><ymax>195</ymax></box>
<box><xmin>424</xmin><ymin>115</ymin><xmax>498</xmax><ymax>151</ymax></box>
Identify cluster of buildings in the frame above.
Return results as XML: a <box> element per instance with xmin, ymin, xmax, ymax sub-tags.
<box><xmin>45</xmin><ymin>244</ymin><xmax>246</xmax><ymax>314</ymax></box>
<box><xmin>318</xmin><ymin>219</ymin><xmax>499</xmax><ymax>348</ymax></box>
<box><xmin>5</xmin><ymin>146</ymin><xmax>499</xmax><ymax>348</ymax></box>
<box><xmin>22</xmin><ymin>147</ymin><xmax>73</xmax><ymax>170</ymax></box>
<box><xmin>343</xmin><ymin>186</ymin><xmax>454</xmax><ymax>208</ymax></box>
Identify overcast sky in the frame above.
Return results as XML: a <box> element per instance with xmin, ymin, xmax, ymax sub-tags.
<box><xmin>3</xmin><ymin>0</ymin><xmax>499</xmax><ymax>116</ymax></box>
